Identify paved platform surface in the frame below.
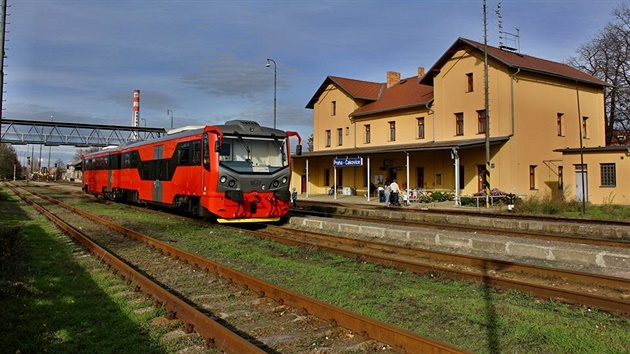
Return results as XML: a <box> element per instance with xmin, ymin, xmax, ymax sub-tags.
<box><xmin>291</xmin><ymin>195</ymin><xmax>630</xmax><ymax>279</ymax></box>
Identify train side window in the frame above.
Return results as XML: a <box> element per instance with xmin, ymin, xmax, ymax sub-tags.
<box><xmin>141</xmin><ymin>161</ymin><xmax>150</xmax><ymax>179</ymax></box>
<box><xmin>178</xmin><ymin>142</ymin><xmax>191</xmax><ymax>165</ymax></box>
<box><xmin>109</xmin><ymin>154</ymin><xmax>120</xmax><ymax>170</ymax></box>
<box><xmin>130</xmin><ymin>151</ymin><xmax>139</xmax><ymax>167</ymax></box>
<box><xmin>192</xmin><ymin>140</ymin><xmax>201</xmax><ymax>165</ymax></box>
<box><xmin>219</xmin><ymin>142</ymin><xmax>231</xmax><ymax>161</ymax></box>
<box><xmin>123</xmin><ymin>153</ymin><xmax>131</xmax><ymax>168</ymax></box>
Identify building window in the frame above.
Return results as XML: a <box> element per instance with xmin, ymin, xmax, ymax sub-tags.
<box><xmin>337</xmin><ymin>128</ymin><xmax>343</xmax><ymax>146</ymax></box>
<box><xmin>324</xmin><ymin>169</ymin><xmax>330</xmax><ymax>186</ymax></box>
<box><xmin>365</xmin><ymin>124</ymin><xmax>371</xmax><ymax>144</ymax></box>
<box><xmin>466</xmin><ymin>73</ymin><xmax>473</xmax><ymax>92</ymax></box>
<box><xmin>529</xmin><ymin>165</ymin><xmax>537</xmax><ymax>190</ymax></box>
<box><xmin>455</xmin><ymin>113</ymin><xmax>464</xmax><ymax>136</ymax></box>
<box><xmin>325</xmin><ymin>130</ymin><xmax>331</xmax><ymax>147</ymax></box>
<box><xmin>582</xmin><ymin>116</ymin><xmax>589</xmax><ymax>139</ymax></box>
<box><xmin>417</xmin><ymin>117</ymin><xmax>425</xmax><ymax>139</ymax></box>
<box><xmin>558</xmin><ymin>166</ymin><xmax>564</xmax><ymax>190</ymax></box>
<box><xmin>477</xmin><ymin>110</ymin><xmax>486</xmax><ymax>134</ymax></box>
<box><xmin>331</xmin><ymin>101</ymin><xmax>336</xmax><ymax>116</ymax></box>
<box><xmin>389</xmin><ymin>121</ymin><xmax>396</xmax><ymax>141</ymax></box>
<box><xmin>557</xmin><ymin>113</ymin><xmax>564</xmax><ymax>136</ymax></box>
<box><xmin>345</xmin><ymin>126</ymin><xmax>350</xmax><ymax>135</ymax></box>
<box><xmin>435</xmin><ymin>173</ymin><xmax>442</xmax><ymax>186</ymax></box>
<box><xmin>600</xmin><ymin>163</ymin><xmax>616</xmax><ymax>187</ymax></box>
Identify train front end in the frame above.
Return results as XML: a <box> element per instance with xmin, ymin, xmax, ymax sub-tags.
<box><xmin>204</xmin><ymin>121</ymin><xmax>301</xmax><ymax>223</ymax></box>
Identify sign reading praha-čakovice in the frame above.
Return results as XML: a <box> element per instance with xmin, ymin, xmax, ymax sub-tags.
<box><xmin>333</xmin><ymin>157</ymin><xmax>363</xmax><ymax>167</ymax></box>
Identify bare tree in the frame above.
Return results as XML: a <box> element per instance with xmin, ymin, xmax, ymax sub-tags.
<box><xmin>568</xmin><ymin>2</ymin><xmax>630</xmax><ymax>145</ymax></box>
<box><xmin>307</xmin><ymin>133</ymin><xmax>314</xmax><ymax>152</ymax></box>
<box><xmin>73</xmin><ymin>147</ymin><xmax>101</xmax><ymax>161</ymax></box>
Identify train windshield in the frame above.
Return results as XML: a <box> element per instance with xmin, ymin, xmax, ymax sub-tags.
<box><xmin>218</xmin><ymin>135</ymin><xmax>288</xmax><ymax>172</ymax></box>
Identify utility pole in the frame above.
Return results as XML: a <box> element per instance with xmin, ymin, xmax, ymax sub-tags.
<box><xmin>483</xmin><ymin>0</ymin><xmax>491</xmax><ymax>208</ymax></box>
<box><xmin>0</xmin><ymin>0</ymin><xmax>7</xmax><ymax>139</ymax></box>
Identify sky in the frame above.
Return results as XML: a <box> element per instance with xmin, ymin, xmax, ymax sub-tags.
<box><xmin>2</xmin><ymin>0</ymin><xmax>624</xmax><ymax>167</ymax></box>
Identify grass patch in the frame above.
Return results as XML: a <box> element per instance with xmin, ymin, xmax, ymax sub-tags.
<box><xmin>67</xmin><ymin>195</ymin><xmax>630</xmax><ymax>353</ymax></box>
<box><xmin>515</xmin><ymin>194</ymin><xmax>630</xmax><ymax>220</ymax></box>
<box><xmin>0</xmin><ymin>188</ymin><xmax>169</xmax><ymax>354</ymax></box>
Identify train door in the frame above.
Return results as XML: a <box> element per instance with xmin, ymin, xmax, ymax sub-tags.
<box><xmin>153</xmin><ymin>145</ymin><xmax>163</xmax><ymax>203</ymax></box>
<box><xmin>107</xmin><ymin>152</ymin><xmax>113</xmax><ymax>193</ymax></box>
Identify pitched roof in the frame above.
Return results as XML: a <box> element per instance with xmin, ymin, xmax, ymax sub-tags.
<box><xmin>351</xmin><ymin>77</ymin><xmax>433</xmax><ymax>118</ymax></box>
<box><xmin>420</xmin><ymin>37</ymin><xmax>609</xmax><ymax>87</ymax></box>
<box><xmin>305</xmin><ymin>76</ymin><xmax>383</xmax><ymax>109</ymax></box>
<box><xmin>306</xmin><ymin>37</ymin><xmax>607</xmax><ymax>119</ymax></box>
<box><xmin>305</xmin><ymin>74</ymin><xmax>433</xmax><ymax>117</ymax></box>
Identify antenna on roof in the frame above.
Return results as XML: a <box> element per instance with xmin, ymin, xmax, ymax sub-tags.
<box><xmin>496</xmin><ymin>0</ymin><xmax>520</xmax><ymax>52</ymax></box>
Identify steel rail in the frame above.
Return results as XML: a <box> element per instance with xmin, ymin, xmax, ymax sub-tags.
<box><xmin>9</xmin><ymin>185</ymin><xmax>266</xmax><ymax>354</ymax></box>
<box><xmin>298</xmin><ymin>200</ymin><xmax>630</xmax><ymax>227</ymax></box>
<box><xmin>16</xmin><ymin>185</ymin><xmax>470</xmax><ymax>354</ymax></box>
<box><xmin>291</xmin><ymin>207</ymin><xmax>630</xmax><ymax>249</ymax></box>
<box><xmin>243</xmin><ymin>225</ymin><xmax>630</xmax><ymax>316</ymax></box>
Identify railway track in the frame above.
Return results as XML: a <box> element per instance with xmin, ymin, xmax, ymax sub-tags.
<box><xmin>232</xmin><ymin>223</ymin><xmax>630</xmax><ymax>316</ymax></box>
<box><xmin>9</xmin><ymin>183</ymin><xmax>468</xmax><ymax>354</ymax></box>
<box><xmin>295</xmin><ymin>201</ymin><xmax>630</xmax><ymax>248</ymax></box>
<box><xmin>19</xmin><ymin>182</ymin><xmax>630</xmax><ymax>314</ymax></box>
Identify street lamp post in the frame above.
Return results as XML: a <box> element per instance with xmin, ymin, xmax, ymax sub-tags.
<box><xmin>48</xmin><ymin>115</ymin><xmax>53</xmax><ymax>174</ymax></box>
<box><xmin>265</xmin><ymin>58</ymin><xmax>277</xmax><ymax>129</ymax></box>
<box><xmin>141</xmin><ymin>118</ymin><xmax>147</xmax><ymax>140</ymax></box>
<box><xmin>167</xmin><ymin>109</ymin><xmax>173</xmax><ymax>129</ymax></box>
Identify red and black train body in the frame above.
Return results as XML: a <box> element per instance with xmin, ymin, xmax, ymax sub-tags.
<box><xmin>82</xmin><ymin>120</ymin><xmax>301</xmax><ymax>223</ymax></box>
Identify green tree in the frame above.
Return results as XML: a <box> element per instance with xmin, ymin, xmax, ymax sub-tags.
<box><xmin>0</xmin><ymin>143</ymin><xmax>21</xmax><ymax>180</ymax></box>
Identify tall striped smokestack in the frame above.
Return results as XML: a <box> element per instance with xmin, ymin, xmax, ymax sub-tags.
<box><xmin>132</xmin><ymin>89</ymin><xmax>140</xmax><ymax>127</ymax></box>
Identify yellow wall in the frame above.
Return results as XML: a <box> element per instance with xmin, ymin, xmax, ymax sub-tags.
<box><xmin>296</xmin><ymin>45</ymin><xmax>614</xmax><ymax>203</ymax></box>
<box><xmin>562</xmin><ymin>151</ymin><xmax>630</xmax><ymax>205</ymax></box>
<box><xmin>431</xmin><ymin>48</ymin><xmax>606</xmax><ymax>198</ymax></box>
<box><xmin>312</xmin><ymin>84</ymin><xmax>359</xmax><ymax>151</ymax></box>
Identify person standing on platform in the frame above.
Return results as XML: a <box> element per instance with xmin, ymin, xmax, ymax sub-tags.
<box><xmin>291</xmin><ymin>188</ymin><xmax>298</xmax><ymax>208</ymax></box>
<box><xmin>389</xmin><ymin>179</ymin><xmax>401</xmax><ymax>206</ymax></box>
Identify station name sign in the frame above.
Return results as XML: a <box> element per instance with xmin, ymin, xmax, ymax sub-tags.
<box><xmin>333</xmin><ymin>157</ymin><xmax>363</xmax><ymax>167</ymax></box>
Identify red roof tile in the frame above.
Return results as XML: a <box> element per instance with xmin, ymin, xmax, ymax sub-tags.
<box><xmin>305</xmin><ymin>76</ymin><xmax>382</xmax><ymax>109</ymax></box>
<box><xmin>351</xmin><ymin>77</ymin><xmax>433</xmax><ymax>117</ymax></box>
<box><xmin>421</xmin><ymin>37</ymin><xmax>609</xmax><ymax>87</ymax></box>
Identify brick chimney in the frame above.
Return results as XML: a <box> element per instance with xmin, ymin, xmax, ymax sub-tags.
<box><xmin>417</xmin><ymin>67</ymin><xmax>425</xmax><ymax>78</ymax></box>
<box><xmin>387</xmin><ymin>71</ymin><xmax>401</xmax><ymax>88</ymax></box>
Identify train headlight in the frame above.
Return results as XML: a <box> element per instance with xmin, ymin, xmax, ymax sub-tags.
<box><xmin>228</xmin><ymin>179</ymin><xmax>236</xmax><ymax>188</ymax></box>
<box><xmin>281</xmin><ymin>177</ymin><xmax>287</xmax><ymax>184</ymax></box>
<box><xmin>220</xmin><ymin>176</ymin><xmax>227</xmax><ymax>184</ymax></box>
<box><xmin>272</xmin><ymin>180</ymin><xmax>279</xmax><ymax>188</ymax></box>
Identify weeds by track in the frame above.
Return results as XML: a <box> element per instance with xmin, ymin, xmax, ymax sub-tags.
<box><xmin>10</xmin><ymin>183</ymin><xmax>467</xmax><ymax>354</ymax></box>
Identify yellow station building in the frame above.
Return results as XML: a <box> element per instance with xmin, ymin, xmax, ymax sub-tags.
<box><xmin>292</xmin><ymin>37</ymin><xmax>630</xmax><ymax>205</ymax></box>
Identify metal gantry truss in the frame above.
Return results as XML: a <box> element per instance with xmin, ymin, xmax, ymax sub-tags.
<box><xmin>1</xmin><ymin>119</ymin><xmax>167</xmax><ymax>147</ymax></box>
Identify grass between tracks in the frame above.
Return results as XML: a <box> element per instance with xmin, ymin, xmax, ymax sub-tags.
<box><xmin>71</xmin><ymin>199</ymin><xmax>630</xmax><ymax>354</ymax></box>
<box><xmin>0</xmin><ymin>189</ymin><xmax>197</xmax><ymax>354</ymax></box>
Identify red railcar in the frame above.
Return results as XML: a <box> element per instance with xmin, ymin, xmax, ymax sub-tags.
<box><xmin>82</xmin><ymin>120</ymin><xmax>301</xmax><ymax>223</ymax></box>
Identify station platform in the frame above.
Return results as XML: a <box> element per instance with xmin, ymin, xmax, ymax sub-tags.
<box><xmin>296</xmin><ymin>193</ymin><xmax>495</xmax><ymax>211</ymax></box>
